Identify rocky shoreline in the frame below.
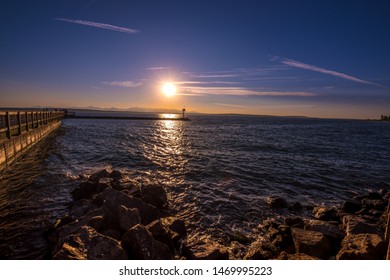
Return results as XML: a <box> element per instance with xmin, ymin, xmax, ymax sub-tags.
<box><xmin>49</xmin><ymin>169</ymin><xmax>390</xmax><ymax>260</ymax></box>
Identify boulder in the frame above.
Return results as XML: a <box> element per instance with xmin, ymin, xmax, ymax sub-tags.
<box><xmin>117</xmin><ymin>206</ymin><xmax>141</xmax><ymax>232</ymax></box>
<box><xmin>336</xmin><ymin>233</ymin><xmax>386</xmax><ymax>260</ymax></box>
<box><xmin>304</xmin><ymin>220</ymin><xmax>345</xmax><ymax>241</ymax></box>
<box><xmin>312</xmin><ymin>206</ymin><xmax>338</xmax><ymax>221</ymax></box>
<box><xmin>53</xmin><ymin>226</ymin><xmax>127</xmax><ymax>260</ymax></box>
<box><xmin>161</xmin><ymin>217</ymin><xmax>187</xmax><ymax>238</ymax></box>
<box><xmin>146</xmin><ymin>220</ymin><xmax>174</xmax><ymax>250</ymax></box>
<box><xmin>264</xmin><ymin>196</ymin><xmax>289</xmax><ymax>208</ymax></box>
<box><xmin>244</xmin><ymin>240</ymin><xmax>277</xmax><ymax>260</ymax></box>
<box><xmin>140</xmin><ymin>184</ymin><xmax>168</xmax><ymax>209</ymax></box>
<box><xmin>72</xmin><ymin>182</ymin><xmax>110</xmax><ymax>201</ymax></box>
<box><xmin>342</xmin><ymin>199</ymin><xmax>362</xmax><ymax>214</ymax></box>
<box><xmin>96</xmin><ymin>188</ymin><xmax>159</xmax><ymax>225</ymax></box>
<box><xmin>362</xmin><ymin>199</ymin><xmax>386</xmax><ymax>212</ymax></box>
<box><xmin>277</xmin><ymin>251</ymin><xmax>320</xmax><ymax>260</ymax></box>
<box><xmin>342</xmin><ymin>215</ymin><xmax>383</xmax><ymax>236</ymax></box>
<box><xmin>291</xmin><ymin>228</ymin><xmax>331</xmax><ymax>259</ymax></box>
<box><xmin>121</xmin><ymin>224</ymin><xmax>173</xmax><ymax>259</ymax></box>
<box><xmin>284</xmin><ymin>217</ymin><xmax>304</xmax><ymax>228</ymax></box>
<box><xmin>68</xmin><ymin>198</ymin><xmax>99</xmax><ymax>220</ymax></box>
<box><xmin>89</xmin><ymin>169</ymin><xmax>112</xmax><ymax>183</ymax></box>
<box><xmin>101</xmin><ymin>229</ymin><xmax>122</xmax><ymax>241</ymax></box>
<box><xmin>189</xmin><ymin>242</ymin><xmax>229</xmax><ymax>260</ymax></box>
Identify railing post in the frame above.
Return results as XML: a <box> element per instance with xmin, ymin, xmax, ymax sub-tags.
<box><xmin>6</xmin><ymin>111</ymin><xmax>11</xmax><ymax>139</ymax></box>
<box><xmin>17</xmin><ymin>111</ymin><xmax>22</xmax><ymax>135</ymax></box>
<box><xmin>25</xmin><ymin>112</ymin><xmax>29</xmax><ymax>131</ymax></box>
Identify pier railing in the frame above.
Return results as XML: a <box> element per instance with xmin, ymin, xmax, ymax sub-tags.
<box><xmin>0</xmin><ymin>110</ymin><xmax>64</xmax><ymax>141</ymax></box>
<box><xmin>0</xmin><ymin>110</ymin><xmax>64</xmax><ymax>171</ymax></box>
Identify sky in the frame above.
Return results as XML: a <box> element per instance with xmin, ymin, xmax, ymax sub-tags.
<box><xmin>1</xmin><ymin>0</ymin><xmax>389</xmax><ymax>119</ymax></box>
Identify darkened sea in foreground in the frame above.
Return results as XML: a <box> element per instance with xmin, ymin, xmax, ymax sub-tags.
<box><xmin>0</xmin><ymin>113</ymin><xmax>389</xmax><ymax>259</ymax></box>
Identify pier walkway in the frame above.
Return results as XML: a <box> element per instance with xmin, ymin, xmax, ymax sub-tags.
<box><xmin>0</xmin><ymin>110</ymin><xmax>64</xmax><ymax>171</ymax></box>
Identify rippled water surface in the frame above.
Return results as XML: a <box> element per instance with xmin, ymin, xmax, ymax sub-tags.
<box><xmin>1</xmin><ymin>115</ymin><xmax>389</xmax><ymax>258</ymax></box>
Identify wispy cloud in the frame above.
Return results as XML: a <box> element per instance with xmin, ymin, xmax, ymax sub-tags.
<box><xmin>146</xmin><ymin>66</ymin><xmax>171</xmax><ymax>70</ymax></box>
<box><xmin>55</xmin><ymin>18</ymin><xmax>139</xmax><ymax>34</ymax></box>
<box><xmin>182</xmin><ymin>86</ymin><xmax>316</xmax><ymax>97</ymax></box>
<box><xmin>214</xmin><ymin>103</ymin><xmax>247</xmax><ymax>108</ymax></box>
<box><xmin>273</xmin><ymin>56</ymin><xmax>382</xmax><ymax>87</ymax></box>
<box><xmin>175</xmin><ymin>80</ymin><xmax>239</xmax><ymax>85</ymax></box>
<box><xmin>102</xmin><ymin>81</ymin><xmax>143</xmax><ymax>88</ymax></box>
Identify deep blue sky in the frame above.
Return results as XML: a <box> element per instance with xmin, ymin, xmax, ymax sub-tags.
<box><xmin>1</xmin><ymin>0</ymin><xmax>389</xmax><ymax>118</ymax></box>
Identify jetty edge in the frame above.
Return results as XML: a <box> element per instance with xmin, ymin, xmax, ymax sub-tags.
<box><xmin>49</xmin><ymin>168</ymin><xmax>390</xmax><ymax>260</ymax></box>
<box><xmin>0</xmin><ymin>110</ymin><xmax>64</xmax><ymax>171</ymax></box>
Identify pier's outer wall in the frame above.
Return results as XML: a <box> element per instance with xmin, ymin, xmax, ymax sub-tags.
<box><xmin>0</xmin><ymin>111</ymin><xmax>63</xmax><ymax>171</ymax></box>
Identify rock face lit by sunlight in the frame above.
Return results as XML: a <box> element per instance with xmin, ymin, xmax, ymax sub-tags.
<box><xmin>162</xmin><ymin>82</ymin><xmax>176</xmax><ymax>97</ymax></box>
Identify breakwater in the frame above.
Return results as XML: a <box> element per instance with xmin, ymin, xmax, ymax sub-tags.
<box><xmin>0</xmin><ymin>110</ymin><xmax>64</xmax><ymax>171</ymax></box>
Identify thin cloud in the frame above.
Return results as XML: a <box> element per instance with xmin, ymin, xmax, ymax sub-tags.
<box><xmin>102</xmin><ymin>81</ymin><xmax>142</xmax><ymax>88</ymax></box>
<box><xmin>273</xmin><ymin>56</ymin><xmax>382</xmax><ymax>87</ymax></box>
<box><xmin>146</xmin><ymin>67</ymin><xmax>171</xmax><ymax>70</ymax></box>
<box><xmin>55</xmin><ymin>18</ymin><xmax>139</xmax><ymax>34</ymax></box>
<box><xmin>184</xmin><ymin>86</ymin><xmax>316</xmax><ymax>97</ymax></box>
<box><xmin>214</xmin><ymin>103</ymin><xmax>247</xmax><ymax>108</ymax></box>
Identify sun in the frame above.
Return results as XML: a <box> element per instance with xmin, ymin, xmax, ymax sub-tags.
<box><xmin>162</xmin><ymin>82</ymin><xmax>176</xmax><ymax>97</ymax></box>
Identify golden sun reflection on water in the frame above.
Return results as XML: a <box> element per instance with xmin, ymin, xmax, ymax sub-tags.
<box><xmin>141</xmin><ymin>119</ymin><xmax>189</xmax><ymax>186</ymax></box>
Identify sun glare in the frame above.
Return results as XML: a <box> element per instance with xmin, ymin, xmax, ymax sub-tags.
<box><xmin>162</xmin><ymin>82</ymin><xmax>176</xmax><ymax>97</ymax></box>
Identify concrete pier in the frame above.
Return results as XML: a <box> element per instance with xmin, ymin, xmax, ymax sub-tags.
<box><xmin>0</xmin><ymin>110</ymin><xmax>64</xmax><ymax>171</ymax></box>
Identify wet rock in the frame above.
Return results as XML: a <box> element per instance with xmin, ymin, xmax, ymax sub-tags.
<box><xmin>189</xmin><ymin>242</ymin><xmax>229</xmax><ymax>260</ymax></box>
<box><xmin>312</xmin><ymin>206</ymin><xmax>338</xmax><ymax>221</ymax></box>
<box><xmin>277</xmin><ymin>251</ymin><xmax>320</xmax><ymax>260</ymax></box>
<box><xmin>88</xmin><ymin>216</ymin><xmax>105</xmax><ymax>232</ymax></box>
<box><xmin>72</xmin><ymin>182</ymin><xmax>110</xmax><ymax>201</ymax></box>
<box><xmin>290</xmin><ymin>201</ymin><xmax>303</xmax><ymax>211</ymax></box>
<box><xmin>304</xmin><ymin>220</ymin><xmax>345</xmax><ymax>241</ymax></box>
<box><xmin>101</xmin><ymin>229</ymin><xmax>122</xmax><ymax>241</ymax></box>
<box><xmin>117</xmin><ymin>206</ymin><xmax>141</xmax><ymax>232</ymax></box>
<box><xmin>272</xmin><ymin>234</ymin><xmax>293</xmax><ymax>252</ymax></box>
<box><xmin>53</xmin><ymin>226</ymin><xmax>127</xmax><ymax>260</ymax></box>
<box><xmin>89</xmin><ymin>169</ymin><xmax>112</xmax><ymax>183</ymax></box>
<box><xmin>265</xmin><ymin>196</ymin><xmax>289</xmax><ymax>208</ymax></box>
<box><xmin>291</xmin><ymin>228</ymin><xmax>331</xmax><ymax>259</ymax></box>
<box><xmin>284</xmin><ymin>217</ymin><xmax>304</xmax><ymax>228</ymax></box>
<box><xmin>146</xmin><ymin>220</ymin><xmax>174</xmax><ymax>250</ymax></box>
<box><xmin>110</xmin><ymin>170</ymin><xmax>123</xmax><ymax>181</ymax></box>
<box><xmin>96</xmin><ymin>188</ymin><xmax>160</xmax><ymax>225</ymax></box>
<box><xmin>244</xmin><ymin>240</ymin><xmax>277</xmax><ymax>260</ymax></box>
<box><xmin>342</xmin><ymin>215</ymin><xmax>383</xmax><ymax>236</ymax></box>
<box><xmin>336</xmin><ymin>233</ymin><xmax>386</xmax><ymax>260</ymax></box>
<box><xmin>342</xmin><ymin>199</ymin><xmax>362</xmax><ymax>214</ymax></box>
<box><xmin>161</xmin><ymin>217</ymin><xmax>187</xmax><ymax>239</ymax></box>
<box><xmin>362</xmin><ymin>199</ymin><xmax>386</xmax><ymax>212</ymax></box>
<box><xmin>140</xmin><ymin>184</ymin><xmax>168</xmax><ymax>209</ymax></box>
<box><xmin>121</xmin><ymin>224</ymin><xmax>173</xmax><ymax>260</ymax></box>
<box><xmin>68</xmin><ymin>199</ymin><xmax>99</xmax><ymax>220</ymax></box>
<box><xmin>367</xmin><ymin>191</ymin><xmax>383</xmax><ymax>200</ymax></box>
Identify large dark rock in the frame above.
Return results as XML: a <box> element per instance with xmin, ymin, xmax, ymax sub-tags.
<box><xmin>101</xmin><ymin>204</ymin><xmax>141</xmax><ymax>233</ymax></box>
<box><xmin>146</xmin><ymin>220</ymin><xmax>174</xmax><ymax>250</ymax></box>
<box><xmin>336</xmin><ymin>233</ymin><xmax>386</xmax><ymax>260</ymax></box>
<box><xmin>304</xmin><ymin>220</ymin><xmax>345</xmax><ymax>241</ymax></box>
<box><xmin>140</xmin><ymin>184</ymin><xmax>168</xmax><ymax>209</ymax></box>
<box><xmin>277</xmin><ymin>251</ymin><xmax>320</xmax><ymax>260</ymax></box>
<box><xmin>284</xmin><ymin>217</ymin><xmax>304</xmax><ymax>228</ymax></box>
<box><xmin>244</xmin><ymin>240</ymin><xmax>277</xmax><ymax>260</ymax></box>
<box><xmin>188</xmin><ymin>242</ymin><xmax>229</xmax><ymax>260</ymax></box>
<box><xmin>342</xmin><ymin>215</ymin><xmax>384</xmax><ymax>236</ymax></box>
<box><xmin>342</xmin><ymin>199</ymin><xmax>362</xmax><ymax>214</ymax></box>
<box><xmin>96</xmin><ymin>188</ymin><xmax>160</xmax><ymax>225</ymax></box>
<box><xmin>264</xmin><ymin>196</ymin><xmax>289</xmax><ymax>208</ymax></box>
<box><xmin>53</xmin><ymin>226</ymin><xmax>127</xmax><ymax>260</ymax></box>
<box><xmin>291</xmin><ymin>228</ymin><xmax>331</xmax><ymax>259</ymax></box>
<box><xmin>89</xmin><ymin>169</ymin><xmax>112</xmax><ymax>183</ymax></box>
<box><xmin>72</xmin><ymin>182</ymin><xmax>110</xmax><ymax>201</ymax></box>
<box><xmin>161</xmin><ymin>217</ymin><xmax>187</xmax><ymax>238</ymax></box>
<box><xmin>121</xmin><ymin>224</ymin><xmax>173</xmax><ymax>259</ymax></box>
<box><xmin>312</xmin><ymin>206</ymin><xmax>338</xmax><ymax>221</ymax></box>
<box><xmin>68</xmin><ymin>198</ymin><xmax>99</xmax><ymax>220</ymax></box>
